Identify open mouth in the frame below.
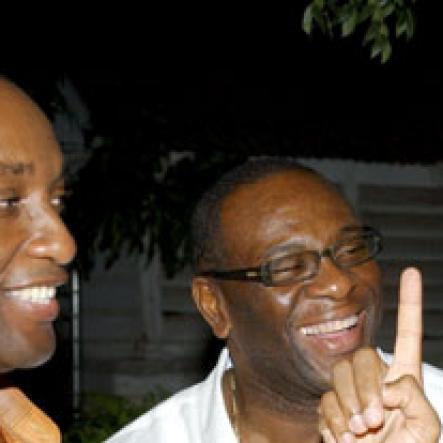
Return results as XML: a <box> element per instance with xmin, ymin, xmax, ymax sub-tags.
<box><xmin>297</xmin><ymin>311</ymin><xmax>366</xmax><ymax>356</ymax></box>
<box><xmin>5</xmin><ymin>286</ymin><xmax>57</xmax><ymax>305</ymax></box>
<box><xmin>300</xmin><ymin>314</ymin><xmax>359</xmax><ymax>336</ymax></box>
<box><xmin>295</xmin><ymin>309</ymin><xmax>370</xmax><ymax>374</ymax></box>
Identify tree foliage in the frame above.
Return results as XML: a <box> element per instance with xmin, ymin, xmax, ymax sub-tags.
<box><xmin>63</xmin><ymin>392</ymin><xmax>168</xmax><ymax>442</ymax></box>
<box><xmin>303</xmin><ymin>0</ymin><xmax>416</xmax><ymax>63</ymax></box>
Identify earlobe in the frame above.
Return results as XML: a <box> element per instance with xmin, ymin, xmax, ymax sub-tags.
<box><xmin>191</xmin><ymin>277</ymin><xmax>231</xmax><ymax>339</ymax></box>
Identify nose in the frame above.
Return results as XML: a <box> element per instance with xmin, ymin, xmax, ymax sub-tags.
<box><xmin>26</xmin><ymin>211</ymin><xmax>77</xmax><ymax>265</ymax></box>
<box><xmin>304</xmin><ymin>257</ymin><xmax>353</xmax><ymax>300</ymax></box>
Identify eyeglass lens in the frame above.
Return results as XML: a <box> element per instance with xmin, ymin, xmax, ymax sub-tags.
<box><xmin>268</xmin><ymin>231</ymin><xmax>379</xmax><ymax>285</ymax></box>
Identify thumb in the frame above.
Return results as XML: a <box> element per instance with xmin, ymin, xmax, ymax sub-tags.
<box><xmin>383</xmin><ymin>376</ymin><xmax>428</xmax><ymax>416</ymax></box>
<box><xmin>0</xmin><ymin>387</ymin><xmax>60</xmax><ymax>443</ymax></box>
<box><xmin>0</xmin><ymin>387</ymin><xmax>32</xmax><ymax>427</ymax></box>
<box><xmin>383</xmin><ymin>376</ymin><xmax>441</xmax><ymax>443</ymax></box>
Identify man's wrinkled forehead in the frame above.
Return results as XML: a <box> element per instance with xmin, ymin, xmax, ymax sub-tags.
<box><xmin>219</xmin><ymin>170</ymin><xmax>355</xmax><ymax>261</ymax></box>
<box><xmin>0</xmin><ymin>162</ymin><xmax>34</xmax><ymax>175</ymax></box>
<box><xmin>0</xmin><ymin>77</ymin><xmax>62</xmax><ymax>173</ymax></box>
<box><xmin>221</xmin><ymin>169</ymin><xmax>344</xmax><ymax>219</ymax></box>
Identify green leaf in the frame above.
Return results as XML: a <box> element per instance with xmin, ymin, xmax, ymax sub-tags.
<box><xmin>360</xmin><ymin>5</ymin><xmax>373</xmax><ymax>23</ymax></box>
<box><xmin>302</xmin><ymin>5</ymin><xmax>314</xmax><ymax>35</ymax></box>
<box><xmin>342</xmin><ymin>10</ymin><xmax>358</xmax><ymax>37</ymax></box>
<box><xmin>381</xmin><ymin>40</ymin><xmax>392</xmax><ymax>63</ymax></box>
<box><xmin>364</xmin><ymin>23</ymin><xmax>379</xmax><ymax>45</ymax></box>
<box><xmin>370</xmin><ymin>41</ymin><xmax>383</xmax><ymax>59</ymax></box>
<box><xmin>396</xmin><ymin>15</ymin><xmax>408</xmax><ymax>37</ymax></box>
<box><xmin>313</xmin><ymin>9</ymin><xmax>328</xmax><ymax>34</ymax></box>
<box><xmin>301</xmin><ymin>0</ymin><xmax>416</xmax><ymax>65</ymax></box>
<box><xmin>383</xmin><ymin>3</ymin><xmax>395</xmax><ymax>18</ymax></box>
<box><xmin>380</xmin><ymin>22</ymin><xmax>389</xmax><ymax>38</ymax></box>
<box><xmin>372</xmin><ymin>7</ymin><xmax>383</xmax><ymax>22</ymax></box>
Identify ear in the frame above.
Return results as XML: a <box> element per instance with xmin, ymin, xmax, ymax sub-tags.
<box><xmin>192</xmin><ymin>277</ymin><xmax>231</xmax><ymax>339</ymax></box>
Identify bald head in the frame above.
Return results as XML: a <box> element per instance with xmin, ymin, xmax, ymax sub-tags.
<box><xmin>0</xmin><ymin>76</ymin><xmax>48</xmax><ymax>119</ymax></box>
<box><xmin>191</xmin><ymin>156</ymin><xmax>349</xmax><ymax>271</ymax></box>
<box><xmin>0</xmin><ymin>77</ymin><xmax>57</xmax><ymax>156</ymax></box>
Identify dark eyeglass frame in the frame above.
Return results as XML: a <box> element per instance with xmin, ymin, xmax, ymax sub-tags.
<box><xmin>197</xmin><ymin>226</ymin><xmax>383</xmax><ymax>287</ymax></box>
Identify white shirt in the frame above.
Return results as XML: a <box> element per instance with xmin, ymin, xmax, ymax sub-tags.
<box><xmin>105</xmin><ymin>348</ymin><xmax>443</xmax><ymax>443</ymax></box>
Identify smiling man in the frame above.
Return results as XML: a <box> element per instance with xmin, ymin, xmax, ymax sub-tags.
<box><xmin>106</xmin><ymin>157</ymin><xmax>442</xmax><ymax>443</ymax></box>
<box><xmin>0</xmin><ymin>77</ymin><xmax>76</xmax><ymax>442</ymax></box>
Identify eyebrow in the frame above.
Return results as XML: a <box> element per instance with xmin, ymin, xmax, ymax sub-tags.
<box><xmin>265</xmin><ymin>237</ymin><xmax>308</xmax><ymax>258</ymax></box>
<box><xmin>0</xmin><ymin>162</ymin><xmax>34</xmax><ymax>175</ymax></box>
<box><xmin>50</xmin><ymin>176</ymin><xmax>66</xmax><ymax>189</ymax></box>
<box><xmin>264</xmin><ymin>224</ymin><xmax>364</xmax><ymax>258</ymax></box>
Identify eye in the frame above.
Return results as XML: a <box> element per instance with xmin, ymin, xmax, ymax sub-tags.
<box><xmin>0</xmin><ymin>196</ymin><xmax>21</xmax><ymax>211</ymax></box>
<box><xmin>334</xmin><ymin>238</ymin><xmax>371</xmax><ymax>265</ymax></box>
<box><xmin>339</xmin><ymin>241</ymin><xmax>367</xmax><ymax>254</ymax></box>
<box><xmin>50</xmin><ymin>194</ymin><xmax>66</xmax><ymax>212</ymax></box>
<box><xmin>269</xmin><ymin>253</ymin><xmax>311</xmax><ymax>284</ymax></box>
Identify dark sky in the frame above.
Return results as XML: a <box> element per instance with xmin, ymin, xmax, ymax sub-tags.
<box><xmin>3</xmin><ymin>3</ymin><xmax>443</xmax><ymax>163</ymax></box>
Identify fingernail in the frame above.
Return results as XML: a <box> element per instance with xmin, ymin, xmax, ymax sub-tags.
<box><xmin>363</xmin><ymin>404</ymin><xmax>383</xmax><ymax>428</ymax></box>
<box><xmin>341</xmin><ymin>431</ymin><xmax>355</xmax><ymax>443</ymax></box>
<box><xmin>349</xmin><ymin>413</ymin><xmax>367</xmax><ymax>434</ymax></box>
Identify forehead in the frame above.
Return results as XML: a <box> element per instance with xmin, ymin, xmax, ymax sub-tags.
<box><xmin>220</xmin><ymin>170</ymin><xmax>357</xmax><ymax>263</ymax></box>
<box><xmin>0</xmin><ymin>81</ymin><xmax>61</xmax><ymax>173</ymax></box>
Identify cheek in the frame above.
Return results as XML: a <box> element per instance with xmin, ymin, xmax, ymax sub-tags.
<box><xmin>228</xmin><ymin>282</ymin><xmax>279</xmax><ymax>312</ymax></box>
<box><xmin>0</xmin><ymin>224</ymin><xmax>28</xmax><ymax>277</ymax></box>
<box><xmin>0</xmin><ymin>243</ymin><xmax>15</xmax><ymax>277</ymax></box>
<box><xmin>228</xmin><ymin>284</ymin><xmax>294</xmax><ymax>343</ymax></box>
<box><xmin>354</xmin><ymin>262</ymin><xmax>382</xmax><ymax>304</ymax></box>
<box><xmin>353</xmin><ymin>257</ymin><xmax>381</xmax><ymax>281</ymax></box>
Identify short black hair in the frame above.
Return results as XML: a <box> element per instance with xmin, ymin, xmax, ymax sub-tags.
<box><xmin>191</xmin><ymin>156</ymin><xmax>325</xmax><ymax>271</ymax></box>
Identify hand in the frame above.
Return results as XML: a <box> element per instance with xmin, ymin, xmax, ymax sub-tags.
<box><xmin>318</xmin><ymin>267</ymin><xmax>441</xmax><ymax>443</ymax></box>
<box><xmin>0</xmin><ymin>386</ymin><xmax>60</xmax><ymax>443</ymax></box>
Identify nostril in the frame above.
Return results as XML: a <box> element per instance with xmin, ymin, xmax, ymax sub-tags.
<box><xmin>29</xmin><ymin>244</ymin><xmax>48</xmax><ymax>256</ymax></box>
<box><xmin>27</xmin><ymin>236</ymin><xmax>54</xmax><ymax>258</ymax></box>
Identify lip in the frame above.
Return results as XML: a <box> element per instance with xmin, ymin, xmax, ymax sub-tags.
<box><xmin>298</xmin><ymin>310</ymin><xmax>366</xmax><ymax>356</ymax></box>
<box><xmin>2</xmin><ymin>271</ymin><xmax>69</xmax><ymax>292</ymax></box>
<box><xmin>1</xmin><ymin>274</ymin><xmax>69</xmax><ymax>323</ymax></box>
<box><xmin>298</xmin><ymin>308</ymin><xmax>362</xmax><ymax>330</ymax></box>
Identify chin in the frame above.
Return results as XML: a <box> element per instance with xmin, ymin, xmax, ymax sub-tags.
<box><xmin>20</xmin><ymin>330</ymin><xmax>57</xmax><ymax>369</ymax></box>
<box><xmin>25</xmin><ymin>348</ymin><xmax>55</xmax><ymax>368</ymax></box>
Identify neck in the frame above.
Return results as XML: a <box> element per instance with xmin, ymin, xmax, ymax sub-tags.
<box><xmin>223</xmin><ymin>369</ymin><xmax>322</xmax><ymax>443</ymax></box>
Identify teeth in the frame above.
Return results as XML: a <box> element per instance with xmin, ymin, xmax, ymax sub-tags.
<box><xmin>6</xmin><ymin>287</ymin><xmax>56</xmax><ymax>305</ymax></box>
<box><xmin>300</xmin><ymin>314</ymin><xmax>359</xmax><ymax>336</ymax></box>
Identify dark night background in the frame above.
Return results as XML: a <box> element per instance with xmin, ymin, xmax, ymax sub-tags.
<box><xmin>1</xmin><ymin>1</ymin><xmax>442</xmax><ymax>434</ymax></box>
<box><xmin>2</xmin><ymin>2</ymin><xmax>443</xmax><ymax>164</ymax></box>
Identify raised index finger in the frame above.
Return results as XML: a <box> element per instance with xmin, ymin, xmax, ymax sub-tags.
<box><xmin>385</xmin><ymin>267</ymin><xmax>423</xmax><ymax>384</ymax></box>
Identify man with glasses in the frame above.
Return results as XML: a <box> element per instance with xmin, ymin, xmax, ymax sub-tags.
<box><xmin>107</xmin><ymin>157</ymin><xmax>442</xmax><ymax>443</ymax></box>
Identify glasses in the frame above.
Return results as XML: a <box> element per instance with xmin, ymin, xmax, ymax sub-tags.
<box><xmin>197</xmin><ymin>226</ymin><xmax>382</xmax><ymax>287</ymax></box>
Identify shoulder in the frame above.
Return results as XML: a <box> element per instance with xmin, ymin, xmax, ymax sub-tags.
<box><xmin>422</xmin><ymin>361</ymin><xmax>443</xmax><ymax>418</ymax></box>
<box><xmin>104</xmin><ymin>382</ymin><xmax>205</xmax><ymax>443</ymax></box>
<box><xmin>105</xmin><ymin>348</ymin><xmax>233</xmax><ymax>443</ymax></box>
